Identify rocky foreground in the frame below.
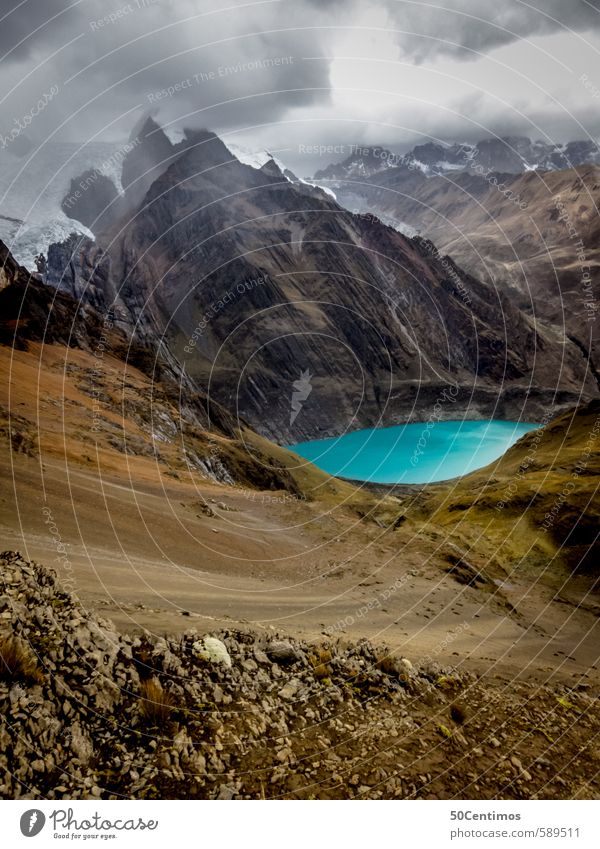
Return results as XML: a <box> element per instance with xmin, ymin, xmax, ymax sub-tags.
<box><xmin>0</xmin><ymin>551</ymin><xmax>598</xmax><ymax>800</ymax></box>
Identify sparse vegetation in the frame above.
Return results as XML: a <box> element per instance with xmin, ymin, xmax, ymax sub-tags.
<box><xmin>0</xmin><ymin>635</ymin><xmax>43</xmax><ymax>685</ymax></box>
<box><xmin>309</xmin><ymin>647</ymin><xmax>332</xmax><ymax>679</ymax></box>
<box><xmin>132</xmin><ymin>641</ymin><xmax>156</xmax><ymax>681</ymax></box>
<box><xmin>375</xmin><ymin>653</ymin><xmax>398</xmax><ymax>677</ymax></box>
<box><xmin>137</xmin><ymin>678</ymin><xmax>177</xmax><ymax>728</ymax></box>
<box><xmin>436</xmin><ymin>674</ymin><xmax>460</xmax><ymax>691</ymax></box>
<box><xmin>413</xmin><ymin>400</ymin><xmax>600</xmax><ymax>579</ymax></box>
<box><xmin>2</xmin><ymin>552</ymin><xmax>600</xmax><ymax>800</ymax></box>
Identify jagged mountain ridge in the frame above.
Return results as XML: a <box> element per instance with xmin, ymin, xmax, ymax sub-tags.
<box><xmin>61</xmin><ymin>117</ymin><xmax>313</xmax><ymax>239</ymax></box>
<box><xmin>44</xmin><ymin>123</ymin><xmax>595</xmax><ymax>443</ymax></box>
<box><xmin>314</xmin><ymin>136</ymin><xmax>600</xmax><ymax>183</ymax></box>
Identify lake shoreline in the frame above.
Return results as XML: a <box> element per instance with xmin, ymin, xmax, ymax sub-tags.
<box><xmin>289</xmin><ymin>419</ymin><xmax>539</xmax><ymax>486</ymax></box>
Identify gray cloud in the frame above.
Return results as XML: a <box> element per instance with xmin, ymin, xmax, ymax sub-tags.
<box><xmin>0</xmin><ymin>0</ymin><xmax>333</xmax><ymax>146</ymax></box>
<box><xmin>384</xmin><ymin>0</ymin><xmax>600</xmax><ymax>63</ymax></box>
<box><xmin>0</xmin><ymin>0</ymin><xmax>600</xmax><ymax>170</ymax></box>
<box><xmin>0</xmin><ymin>0</ymin><xmax>73</xmax><ymax>59</ymax></box>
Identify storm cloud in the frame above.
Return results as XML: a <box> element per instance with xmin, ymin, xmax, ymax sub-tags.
<box><xmin>1</xmin><ymin>0</ymin><xmax>600</xmax><ymax>168</ymax></box>
<box><xmin>0</xmin><ymin>0</ymin><xmax>334</xmax><ymax>148</ymax></box>
<box><xmin>384</xmin><ymin>0</ymin><xmax>600</xmax><ymax>63</ymax></box>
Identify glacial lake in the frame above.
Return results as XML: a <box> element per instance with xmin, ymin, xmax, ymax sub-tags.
<box><xmin>289</xmin><ymin>419</ymin><xmax>539</xmax><ymax>484</ymax></box>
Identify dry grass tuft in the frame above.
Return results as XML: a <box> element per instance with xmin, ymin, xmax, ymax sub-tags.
<box><xmin>138</xmin><ymin>678</ymin><xmax>177</xmax><ymax>728</ymax></box>
<box><xmin>375</xmin><ymin>653</ymin><xmax>398</xmax><ymax>677</ymax></box>
<box><xmin>309</xmin><ymin>647</ymin><xmax>333</xmax><ymax>680</ymax></box>
<box><xmin>0</xmin><ymin>635</ymin><xmax>44</xmax><ymax>685</ymax></box>
<box><xmin>450</xmin><ymin>702</ymin><xmax>467</xmax><ymax>724</ymax></box>
<box><xmin>132</xmin><ymin>640</ymin><xmax>156</xmax><ymax>680</ymax></box>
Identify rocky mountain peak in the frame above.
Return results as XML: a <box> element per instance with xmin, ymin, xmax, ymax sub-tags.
<box><xmin>121</xmin><ymin>114</ymin><xmax>178</xmax><ymax>208</ymax></box>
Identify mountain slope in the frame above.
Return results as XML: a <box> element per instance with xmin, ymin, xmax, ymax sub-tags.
<box><xmin>326</xmin><ymin>164</ymin><xmax>600</xmax><ymax>358</ymax></box>
<box><xmin>44</xmin><ymin>126</ymin><xmax>595</xmax><ymax>443</ymax></box>
<box><xmin>0</xmin><ymin>238</ymin><xmax>349</xmax><ymax>498</ymax></box>
<box><xmin>3</xmin><ymin>550</ymin><xmax>599</xmax><ymax>800</ymax></box>
<box><xmin>412</xmin><ymin>399</ymin><xmax>600</xmax><ymax>578</ymax></box>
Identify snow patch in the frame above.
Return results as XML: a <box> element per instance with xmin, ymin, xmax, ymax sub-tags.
<box><xmin>405</xmin><ymin>158</ymin><xmax>430</xmax><ymax>175</ymax></box>
<box><xmin>225</xmin><ymin>142</ymin><xmax>291</xmax><ymax>179</ymax></box>
<box><xmin>0</xmin><ymin>140</ymin><xmax>123</xmax><ymax>267</ymax></box>
<box><xmin>302</xmin><ymin>180</ymin><xmax>337</xmax><ymax>200</ymax></box>
<box><xmin>161</xmin><ymin>125</ymin><xmax>187</xmax><ymax>147</ymax></box>
<box><xmin>435</xmin><ymin>161</ymin><xmax>465</xmax><ymax>172</ymax></box>
<box><xmin>2</xmin><ymin>216</ymin><xmax>94</xmax><ymax>270</ymax></box>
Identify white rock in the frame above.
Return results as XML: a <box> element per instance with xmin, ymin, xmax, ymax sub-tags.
<box><xmin>192</xmin><ymin>637</ymin><xmax>232</xmax><ymax>668</ymax></box>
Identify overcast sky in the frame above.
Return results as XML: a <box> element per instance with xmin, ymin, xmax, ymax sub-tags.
<box><xmin>1</xmin><ymin>0</ymin><xmax>600</xmax><ymax>173</ymax></box>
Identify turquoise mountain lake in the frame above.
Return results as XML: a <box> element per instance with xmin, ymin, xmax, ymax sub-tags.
<box><xmin>289</xmin><ymin>419</ymin><xmax>539</xmax><ymax>484</ymax></box>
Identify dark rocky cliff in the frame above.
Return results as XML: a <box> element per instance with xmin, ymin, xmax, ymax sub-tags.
<box><xmin>45</xmin><ymin>128</ymin><xmax>595</xmax><ymax>443</ymax></box>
